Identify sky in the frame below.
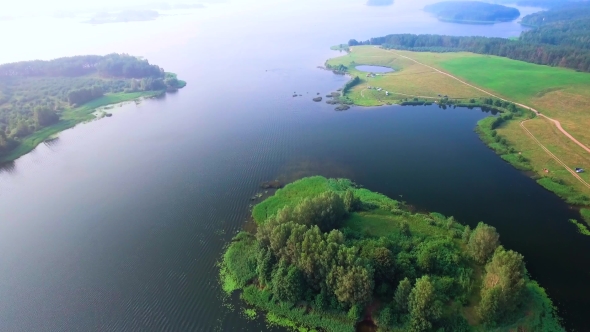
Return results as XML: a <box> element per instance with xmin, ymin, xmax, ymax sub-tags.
<box><xmin>2</xmin><ymin>0</ymin><xmax>228</xmax><ymax>16</ymax></box>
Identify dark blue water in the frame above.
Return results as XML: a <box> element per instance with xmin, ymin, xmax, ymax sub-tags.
<box><xmin>0</xmin><ymin>0</ymin><xmax>587</xmax><ymax>331</ymax></box>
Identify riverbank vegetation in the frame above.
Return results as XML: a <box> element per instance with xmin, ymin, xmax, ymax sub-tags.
<box><xmin>0</xmin><ymin>54</ymin><xmax>186</xmax><ymax>162</ymax></box>
<box><xmin>220</xmin><ymin>176</ymin><xmax>564</xmax><ymax>332</ymax></box>
<box><xmin>326</xmin><ymin>45</ymin><xmax>590</xmax><ymax>213</ymax></box>
<box><xmin>424</xmin><ymin>1</ymin><xmax>520</xmax><ymax>24</ymax></box>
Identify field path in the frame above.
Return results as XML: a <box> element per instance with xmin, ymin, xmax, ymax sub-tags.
<box><xmin>520</xmin><ymin>120</ymin><xmax>590</xmax><ymax>190</ymax></box>
<box><xmin>379</xmin><ymin>48</ymin><xmax>590</xmax><ymax>155</ymax></box>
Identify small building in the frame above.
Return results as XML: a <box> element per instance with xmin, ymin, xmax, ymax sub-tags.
<box><xmin>576</xmin><ymin>168</ymin><xmax>585</xmax><ymax>173</ymax></box>
<box><xmin>385</xmin><ymin>91</ymin><xmax>389</xmax><ymax>96</ymax></box>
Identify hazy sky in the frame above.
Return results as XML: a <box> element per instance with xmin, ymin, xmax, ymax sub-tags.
<box><xmin>3</xmin><ymin>0</ymin><xmax>227</xmax><ymax>15</ymax></box>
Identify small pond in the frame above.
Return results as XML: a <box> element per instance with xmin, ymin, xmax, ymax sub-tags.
<box><xmin>355</xmin><ymin>65</ymin><xmax>394</xmax><ymax>73</ymax></box>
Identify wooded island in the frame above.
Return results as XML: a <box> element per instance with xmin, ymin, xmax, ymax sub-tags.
<box><xmin>221</xmin><ymin>176</ymin><xmax>563</xmax><ymax>331</ymax></box>
<box><xmin>424</xmin><ymin>1</ymin><xmax>520</xmax><ymax>24</ymax></box>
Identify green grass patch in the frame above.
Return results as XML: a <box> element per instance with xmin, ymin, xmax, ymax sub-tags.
<box><xmin>569</xmin><ymin>219</ymin><xmax>590</xmax><ymax>236</ymax></box>
<box><xmin>436</xmin><ymin>56</ymin><xmax>590</xmax><ymax>105</ymax></box>
<box><xmin>219</xmin><ymin>232</ymin><xmax>258</xmax><ymax>293</ymax></box>
<box><xmin>537</xmin><ymin>178</ymin><xmax>590</xmax><ymax>206</ymax></box>
<box><xmin>252</xmin><ymin>176</ymin><xmax>332</xmax><ymax>224</ymax></box>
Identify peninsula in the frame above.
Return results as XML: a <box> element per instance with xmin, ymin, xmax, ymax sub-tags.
<box><xmin>424</xmin><ymin>1</ymin><xmax>520</xmax><ymax>24</ymax></box>
<box><xmin>326</xmin><ymin>1</ymin><xmax>590</xmax><ymax>229</ymax></box>
<box><xmin>0</xmin><ymin>54</ymin><xmax>186</xmax><ymax>163</ymax></box>
<box><xmin>220</xmin><ymin>176</ymin><xmax>563</xmax><ymax>331</ymax></box>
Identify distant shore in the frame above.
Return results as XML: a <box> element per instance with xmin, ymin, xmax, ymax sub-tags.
<box><xmin>0</xmin><ymin>90</ymin><xmax>166</xmax><ymax>163</ymax></box>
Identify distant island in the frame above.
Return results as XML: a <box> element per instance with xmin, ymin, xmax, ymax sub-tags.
<box><xmin>0</xmin><ymin>54</ymin><xmax>186</xmax><ymax>163</ymax></box>
<box><xmin>367</xmin><ymin>0</ymin><xmax>394</xmax><ymax>6</ymax></box>
<box><xmin>85</xmin><ymin>10</ymin><xmax>159</xmax><ymax>24</ymax></box>
<box><xmin>424</xmin><ymin>1</ymin><xmax>520</xmax><ymax>24</ymax></box>
<box><xmin>221</xmin><ymin>176</ymin><xmax>563</xmax><ymax>331</ymax></box>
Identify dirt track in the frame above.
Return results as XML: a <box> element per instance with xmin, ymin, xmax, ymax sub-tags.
<box><xmin>353</xmin><ymin>47</ymin><xmax>590</xmax><ymax>187</ymax></box>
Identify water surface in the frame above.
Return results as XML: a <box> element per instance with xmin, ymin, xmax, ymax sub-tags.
<box><xmin>356</xmin><ymin>65</ymin><xmax>395</xmax><ymax>73</ymax></box>
<box><xmin>1</xmin><ymin>1</ymin><xmax>588</xmax><ymax>331</ymax></box>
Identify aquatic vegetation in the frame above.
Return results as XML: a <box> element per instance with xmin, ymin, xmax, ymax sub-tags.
<box><xmin>243</xmin><ymin>308</ymin><xmax>257</xmax><ymax>320</ymax></box>
<box><xmin>569</xmin><ymin>219</ymin><xmax>590</xmax><ymax>236</ymax></box>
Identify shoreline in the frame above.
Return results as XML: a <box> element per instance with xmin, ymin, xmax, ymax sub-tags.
<box><xmin>0</xmin><ymin>90</ymin><xmax>166</xmax><ymax>164</ymax></box>
<box><xmin>324</xmin><ymin>46</ymin><xmax>590</xmax><ymax>212</ymax></box>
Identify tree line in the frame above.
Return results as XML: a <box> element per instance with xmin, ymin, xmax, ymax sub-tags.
<box><xmin>0</xmin><ymin>54</ymin><xmax>164</xmax><ymax>79</ymax></box>
<box><xmin>348</xmin><ymin>2</ymin><xmax>590</xmax><ymax>72</ymax></box>
<box><xmin>0</xmin><ymin>54</ymin><xmax>185</xmax><ymax>157</ymax></box>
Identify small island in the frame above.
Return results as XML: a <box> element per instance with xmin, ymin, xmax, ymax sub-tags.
<box><xmin>220</xmin><ymin>176</ymin><xmax>563</xmax><ymax>331</ymax></box>
<box><xmin>424</xmin><ymin>1</ymin><xmax>520</xmax><ymax>24</ymax></box>
<box><xmin>0</xmin><ymin>54</ymin><xmax>186</xmax><ymax>163</ymax></box>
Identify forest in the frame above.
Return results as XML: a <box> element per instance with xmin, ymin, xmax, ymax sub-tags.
<box><xmin>0</xmin><ymin>54</ymin><xmax>185</xmax><ymax>158</ymax></box>
<box><xmin>424</xmin><ymin>1</ymin><xmax>520</xmax><ymax>23</ymax></box>
<box><xmin>220</xmin><ymin>176</ymin><xmax>563</xmax><ymax>332</ymax></box>
<box><xmin>348</xmin><ymin>2</ymin><xmax>590</xmax><ymax>72</ymax></box>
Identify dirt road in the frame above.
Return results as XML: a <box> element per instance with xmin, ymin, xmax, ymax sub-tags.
<box><xmin>383</xmin><ymin>49</ymin><xmax>590</xmax><ymax>155</ymax></box>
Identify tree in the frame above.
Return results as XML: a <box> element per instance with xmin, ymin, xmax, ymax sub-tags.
<box><xmin>477</xmin><ymin>246</ymin><xmax>526</xmax><ymax>323</ymax></box>
<box><xmin>256</xmin><ymin>246</ymin><xmax>274</xmax><ymax>287</ymax></box>
<box><xmin>400</xmin><ymin>220</ymin><xmax>411</xmax><ymax>236</ymax></box>
<box><xmin>331</xmin><ymin>265</ymin><xmax>374</xmax><ymax>306</ymax></box>
<box><xmin>372</xmin><ymin>247</ymin><xmax>395</xmax><ymax>283</ymax></box>
<box><xmin>408</xmin><ymin>275</ymin><xmax>442</xmax><ymax>332</ymax></box>
<box><xmin>33</xmin><ymin>106</ymin><xmax>58</xmax><ymax>127</ymax></box>
<box><xmin>462</xmin><ymin>225</ymin><xmax>471</xmax><ymax>244</ymax></box>
<box><xmin>343</xmin><ymin>189</ymin><xmax>361</xmax><ymax>212</ymax></box>
<box><xmin>271</xmin><ymin>260</ymin><xmax>304</xmax><ymax>304</ymax></box>
<box><xmin>290</xmin><ymin>191</ymin><xmax>346</xmax><ymax>232</ymax></box>
<box><xmin>468</xmin><ymin>222</ymin><xmax>500</xmax><ymax>264</ymax></box>
<box><xmin>394</xmin><ymin>277</ymin><xmax>412</xmax><ymax>312</ymax></box>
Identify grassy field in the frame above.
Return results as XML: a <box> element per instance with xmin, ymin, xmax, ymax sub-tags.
<box><xmin>408</xmin><ymin>52</ymin><xmax>590</xmax><ymax>147</ymax></box>
<box><xmin>327</xmin><ymin>46</ymin><xmax>590</xmax><ymax>209</ymax></box>
<box><xmin>0</xmin><ymin>90</ymin><xmax>163</xmax><ymax>163</ymax></box>
<box><xmin>325</xmin><ymin>47</ymin><xmax>489</xmax><ymax>106</ymax></box>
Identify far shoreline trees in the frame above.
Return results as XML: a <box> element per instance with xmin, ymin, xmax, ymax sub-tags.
<box><xmin>348</xmin><ymin>2</ymin><xmax>590</xmax><ymax>72</ymax></box>
<box><xmin>0</xmin><ymin>54</ymin><xmax>186</xmax><ymax>158</ymax></box>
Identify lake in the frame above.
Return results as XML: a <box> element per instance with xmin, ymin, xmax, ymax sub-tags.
<box><xmin>0</xmin><ymin>0</ymin><xmax>588</xmax><ymax>331</ymax></box>
<box><xmin>356</xmin><ymin>65</ymin><xmax>395</xmax><ymax>73</ymax></box>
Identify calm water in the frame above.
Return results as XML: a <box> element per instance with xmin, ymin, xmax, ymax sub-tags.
<box><xmin>356</xmin><ymin>65</ymin><xmax>395</xmax><ymax>73</ymax></box>
<box><xmin>1</xmin><ymin>0</ymin><xmax>588</xmax><ymax>331</ymax></box>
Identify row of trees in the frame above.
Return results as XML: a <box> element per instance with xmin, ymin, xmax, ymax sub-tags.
<box><xmin>0</xmin><ymin>53</ymin><xmax>164</xmax><ymax>79</ymax></box>
<box><xmin>67</xmin><ymin>86</ymin><xmax>104</xmax><ymax>106</ymax></box>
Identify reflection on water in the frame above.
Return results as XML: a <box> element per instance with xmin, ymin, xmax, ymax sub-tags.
<box><xmin>276</xmin><ymin>158</ymin><xmax>356</xmax><ymax>184</ymax></box>
<box><xmin>0</xmin><ymin>161</ymin><xmax>16</xmax><ymax>175</ymax></box>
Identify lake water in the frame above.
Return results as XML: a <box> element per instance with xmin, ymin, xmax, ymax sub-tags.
<box><xmin>1</xmin><ymin>0</ymin><xmax>588</xmax><ymax>331</ymax></box>
<box><xmin>356</xmin><ymin>65</ymin><xmax>395</xmax><ymax>73</ymax></box>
